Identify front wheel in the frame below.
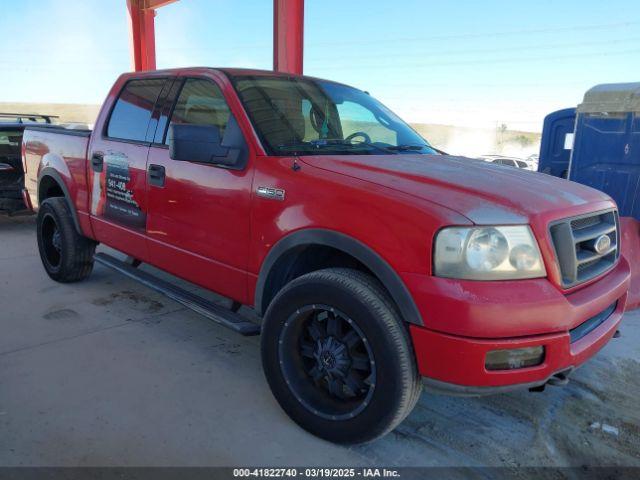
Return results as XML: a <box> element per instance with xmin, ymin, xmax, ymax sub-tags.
<box><xmin>261</xmin><ymin>268</ymin><xmax>421</xmax><ymax>444</ymax></box>
<box><xmin>36</xmin><ymin>197</ymin><xmax>96</xmax><ymax>283</ymax></box>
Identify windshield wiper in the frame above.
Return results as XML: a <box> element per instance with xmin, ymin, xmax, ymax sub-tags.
<box><xmin>385</xmin><ymin>144</ymin><xmax>428</xmax><ymax>151</ymax></box>
<box><xmin>312</xmin><ymin>139</ymin><xmax>397</xmax><ymax>155</ymax></box>
<box><xmin>276</xmin><ymin>142</ymin><xmax>348</xmax><ymax>152</ymax></box>
<box><xmin>277</xmin><ymin>140</ymin><xmax>388</xmax><ymax>155</ymax></box>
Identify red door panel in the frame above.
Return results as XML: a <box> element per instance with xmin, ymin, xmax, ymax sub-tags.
<box><xmin>145</xmin><ymin>76</ymin><xmax>254</xmax><ymax>304</ymax></box>
<box><xmin>88</xmin><ymin>142</ymin><xmax>151</xmax><ymax>261</ymax></box>
<box><xmin>145</xmin><ymin>151</ymin><xmax>253</xmax><ymax>302</ymax></box>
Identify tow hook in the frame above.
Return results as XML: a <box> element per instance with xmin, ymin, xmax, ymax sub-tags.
<box><xmin>547</xmin><ymin>371</ymin><xmax>570</xmax><ymax>387</ymax></box>
<box><xmin>529</xmin><ymin>369</ymin><xmax>572</xmax><ymax>392</ymax></box>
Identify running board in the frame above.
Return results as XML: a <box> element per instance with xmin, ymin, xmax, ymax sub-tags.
<box><xmin>94</xmin><ymin>253</ymin><xmax>261</xmax><ymax>336</ymax></box>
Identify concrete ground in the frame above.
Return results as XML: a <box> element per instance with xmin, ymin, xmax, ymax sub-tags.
<box><xmin>1</xmin><ymin>215</ymin><xmax>639</xmax><ymax>468</ymax></box>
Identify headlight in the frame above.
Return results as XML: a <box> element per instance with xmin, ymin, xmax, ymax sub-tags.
<box><xmin>434</xmin><ymin>226</ymin><xmax>546</xmax><ymax>280</ymax></box>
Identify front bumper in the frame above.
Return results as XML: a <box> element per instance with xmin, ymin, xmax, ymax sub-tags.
<box><xmin>405</xmin><ymin>257</ymin><xmax>629</xmax><ymax>392</ymax></box>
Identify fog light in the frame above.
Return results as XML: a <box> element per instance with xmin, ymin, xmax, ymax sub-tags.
<box><xmin>485</xmin><ymin>346</ymin><xmax>545</xmax><ymax>371</ymax></box>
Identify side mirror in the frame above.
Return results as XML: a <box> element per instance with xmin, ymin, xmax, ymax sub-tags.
<box><xmin>168</xmin><ymin>123</ymin><xmax>244</xmax><ymax>168</ymax></box>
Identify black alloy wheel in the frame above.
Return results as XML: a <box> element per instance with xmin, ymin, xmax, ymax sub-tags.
<box><xmin>40</xmin><ymin>212</ymin><xmax>62</xmax><ymax>270</ymax></box>
<box><xmin>278</xmin><ymin>304</ymin><xmax>376</xmax><ymax>421</ymax></box>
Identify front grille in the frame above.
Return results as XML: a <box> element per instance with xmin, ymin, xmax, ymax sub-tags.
<box><xmin>549</xmin><ymin>209</ymin><xmax>620</xmax><ymax>288</ymax></box>
<box><xmin>571</xmin><ymin>216</ymin><xmax>600</xmax><ymax>230</ymax></box>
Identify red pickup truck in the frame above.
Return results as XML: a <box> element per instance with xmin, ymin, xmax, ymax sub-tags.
<box><xmin>22</xmin><ymin>68</ymin><xmax>630</xmax><ymax>444</ymax></box>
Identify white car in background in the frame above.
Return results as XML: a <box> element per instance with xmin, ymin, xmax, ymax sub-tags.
<box><xmin>526</xmin><ymin>154</ymin><xmax>539</xmax><ymax>171</ymax></box>
<box><xmin>477</xmin><ymin>154</ymin><xmax>535</xmax><ymax>171</ymax></box>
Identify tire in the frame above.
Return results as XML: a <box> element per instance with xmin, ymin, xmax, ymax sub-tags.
<box><xmin>261</xmin><ymin>268</ymin><xmax>422</xmax><ymax>444</ymax></box>
<box><xmin>36</xmin><ymin>197</ymin><xmax>96</xmax><ymax>283</ymax></box>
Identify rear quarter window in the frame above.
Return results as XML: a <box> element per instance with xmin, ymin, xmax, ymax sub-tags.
<box><xmin>106</xmin><ymin>78</ymin><xmax>166</xmax><ymax>142</ymax></box>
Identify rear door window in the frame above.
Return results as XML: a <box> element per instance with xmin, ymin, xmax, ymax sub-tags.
<box><xmin>107</xmin><ymin>78</ymin><xmax>166</xmax><ymax>142</ymax></box>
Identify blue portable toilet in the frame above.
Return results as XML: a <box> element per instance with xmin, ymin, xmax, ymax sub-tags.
<box><xmin>539</xmin><ymin>83</ymin><xmax>640</xmax><ymax>219</ymax></box>
<box><xmin>538</xmin><ymin>108</ymin><xmax>576</xmax><ymax>178</ymax></box>
<box><xmin>569</xmin><ymin>83</ymin><xmax>640</xmax><ymax>219</ymax></box>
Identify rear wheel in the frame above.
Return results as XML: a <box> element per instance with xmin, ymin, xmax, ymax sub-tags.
<box><xmin>36</xmin><ymin>197</ymin><xmax>96</xmax><ymax>282</ymax></box>
<box><xmin>261</xmin><ymin>268</ymin><xmax>421</xmax><ymax>444</ymax></box>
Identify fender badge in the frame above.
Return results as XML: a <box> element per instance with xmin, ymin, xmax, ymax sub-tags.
<box><xmin>256</xmin><ymin>186</ymin><xmax>285</xmax><ymax>201</ymax></box>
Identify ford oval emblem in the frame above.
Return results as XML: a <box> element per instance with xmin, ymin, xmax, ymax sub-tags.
<box><xmin>594</xmin><ymin>234</ymin><xmax>611</xmax><ymax>255</ymax></box>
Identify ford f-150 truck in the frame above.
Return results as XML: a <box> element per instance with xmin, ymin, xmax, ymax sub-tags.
<box><xmin>22</xmin><ymin>68</ymin><xmax>630</xmax><ymax>444</ymax></box>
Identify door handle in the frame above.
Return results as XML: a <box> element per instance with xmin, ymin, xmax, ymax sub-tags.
<box><xmin>148</xmin><ymin>164</ymin><xmax>166</xmax><ymax>187</ymax></box>
<box><xmin>91</xmin><ymin>153</ymin><xmax>104</xmax><ymax>172</ymax></box>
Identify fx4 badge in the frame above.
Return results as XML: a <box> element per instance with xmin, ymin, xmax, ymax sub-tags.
<box><xmin>256</xmin><ymin>186</ymin><xmax>286</xmax><ymax>201</ymax></box>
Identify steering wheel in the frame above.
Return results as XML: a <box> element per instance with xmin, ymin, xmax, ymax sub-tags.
<box><xmin>344</xmin><ymin>131</ymin><xmax>372</xmax><ymax>144</ymax></box>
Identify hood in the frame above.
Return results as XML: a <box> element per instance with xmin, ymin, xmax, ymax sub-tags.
<box><xmin>301</xmin><ymin>154</ymin><xmax>612</xmax><ymax>224</ymax></box>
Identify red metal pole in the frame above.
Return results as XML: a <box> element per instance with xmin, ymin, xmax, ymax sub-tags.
<box><xmin>127</xmin><ymin>0</ymin><xmax>155</xmax><ymax>71</ymax></box>
<box><xmin>273</xmin><ymin>0</ymin><xmax>304</xmax><ymax>74</ymax></box>
<box><xmin>127</xmin><ymin>0</ymin><xmax>178</xmax><ymax>72</ymax></box>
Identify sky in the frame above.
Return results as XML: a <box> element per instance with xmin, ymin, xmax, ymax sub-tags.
<box><xmin>1</xmin><ymin>0</ymin><xmax>639</xmax><ymax>131</ymax></box>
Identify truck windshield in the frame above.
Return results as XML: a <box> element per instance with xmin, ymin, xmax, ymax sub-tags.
<box><xmin>230</xmin><ymin>75</ymin><xmax>437</xmax><ymax>156</ymax></box>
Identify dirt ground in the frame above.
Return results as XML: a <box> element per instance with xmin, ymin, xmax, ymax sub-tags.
<box><xmin>0</xmin><ymin>215</ymin><xmax>638</xmax><ymax>469</ymax></box>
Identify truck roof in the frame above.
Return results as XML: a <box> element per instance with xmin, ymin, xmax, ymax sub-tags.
<box><xmin>122</xmin><ymin>67</ymin><xmax>351</xmax><ymax>87</ymax></box>
<box><xmin>577</xmin><ymin>82</ymin><xmax>640</xmax><ymax>114</ymax></box>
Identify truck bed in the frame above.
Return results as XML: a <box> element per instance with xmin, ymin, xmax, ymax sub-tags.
<box><xmin>22</xmin><ymin>125</ymin><xmax>92</xmax><ymax>217</ymax></box>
